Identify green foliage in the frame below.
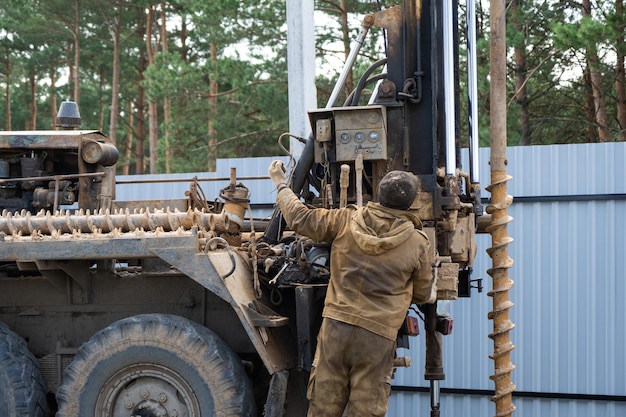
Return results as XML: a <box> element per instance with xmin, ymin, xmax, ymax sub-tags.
<box><xmin>143</xmin><ymin>52</ymin><xmax>201</xmax><ymax>102</ymax></box>
<box><xmin>0</xmin><ymin>0</ymin><xmax>624</xmax><ymax>175</ymax></box>
<box><xmin>552</xmin><ymin>17</ymin><xmax>609</xmax><ymax>52</ymax></box>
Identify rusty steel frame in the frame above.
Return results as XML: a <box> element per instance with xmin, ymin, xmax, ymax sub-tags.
<box><xmin>0</xmin><ymin>227</ymin><xmax>296</xmax><ymax>375</ymax></box>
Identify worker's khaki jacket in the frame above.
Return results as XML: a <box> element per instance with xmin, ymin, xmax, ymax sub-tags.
<box><xmin>277</xmin><ymin>188</ymin><xmax>435</xmax><ymax>341</ymax></box>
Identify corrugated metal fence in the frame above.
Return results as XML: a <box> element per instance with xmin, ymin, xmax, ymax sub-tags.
<box><xmin>116</xmin><ymin>143</ymin><xmax>626</xmax><ymax>417</ymax></box>
<box><xmin>388</xmin><ymin>143</ymin><xmax>626</xmax><ymax>417</ymax></box>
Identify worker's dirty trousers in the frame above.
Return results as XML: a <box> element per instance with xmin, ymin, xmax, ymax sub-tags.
<box><xmin>306</xmin><ymin>318</ymin><xmax>396</xmax><ymax>417</ymax></box>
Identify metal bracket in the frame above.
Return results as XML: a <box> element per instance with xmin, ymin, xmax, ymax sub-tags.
<box><xmin>34</xmin><ymin>259</ymin><xmax>92</xmax><ymax>304</ymax></box>
<box><xmin>242</xmin><ymin>302</ymin><xmax>289</xmax><ymax>328</ymax></box>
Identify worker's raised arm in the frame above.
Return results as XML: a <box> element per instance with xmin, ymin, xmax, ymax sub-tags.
<box><xmin>269</xmin><ymin>160</ymin><xmax>348</xmax><ymax>242</ymax></box>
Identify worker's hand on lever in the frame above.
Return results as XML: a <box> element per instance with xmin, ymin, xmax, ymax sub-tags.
<box><xmin>269</xmin><ymin>160</ymin><xmax>287</xmax><ymax>189</ymax></box>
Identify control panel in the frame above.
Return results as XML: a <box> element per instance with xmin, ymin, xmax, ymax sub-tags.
<box><xmin>308</xmin><ymin>105</ymin><xmax>388</xmax><ymax>163</ymax></box>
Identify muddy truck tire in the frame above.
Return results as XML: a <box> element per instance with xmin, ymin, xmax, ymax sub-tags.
<box><xmin>56</xmin><ymin>314</ymin><xmax>256</xmax><ymax>417</ymax></box>
<box><xmin>0</xmin><ymin>321</ymin><xmax>50</xmax><ymax>417</ymax></box>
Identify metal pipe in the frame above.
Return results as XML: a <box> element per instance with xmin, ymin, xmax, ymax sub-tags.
<box><xmin>467</xmin><ymin>0</ymin><xmax>480</xmax><ymax>184</ymax></box>
<box><xmin>430</xmin><ymin>380</ymin><xmax>441</xmax><ymax>417</ymax></box>
<box><xmin>115</xmin><ymin>175</ymin><xmax>270</xmax><ymax>185</ymax></box>
<box><xmin>442</xmin><ymin>0</ymin><xmax>457</xmax><ymax>176</ymax></box>
<box><xmin>326</xmin><ymin>15</ymin><xmax>374</xmax><ymax>109</ymax></box>
<box><xmin>424</xmin><ymin>301</ymin><xmax>445</xmax><ymax>413</ymax></box>
<box><xmin>0</xmin><ymin>171</ymin><xmax>105</xmax><ymax>184</ymax></box>
<box><xmin>415</xmin><ymin>2</ymin><xmax>424</xmax><ymax>104</ymax></box>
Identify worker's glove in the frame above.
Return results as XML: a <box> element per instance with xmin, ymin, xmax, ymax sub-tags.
<box><xmin>268</xmin><ymin>160</ymin><xmax>286</xmax><ymax>187</ymax></box>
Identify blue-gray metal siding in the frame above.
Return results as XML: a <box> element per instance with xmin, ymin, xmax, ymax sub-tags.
<box><xmin>116</xmin><ymin>143</ymin><xmax>626</xmax><ymax>417</ymax></box>
<box><xmin>388</xmin><ymin>142</ymin><xmax>626</xmax><ymax>417</ymax></box>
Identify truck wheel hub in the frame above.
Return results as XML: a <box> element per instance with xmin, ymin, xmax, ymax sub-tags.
<box><xmin>97</xmin><ymin>363</ymin><xmax>200</xmax><ymax>417</ymax></box>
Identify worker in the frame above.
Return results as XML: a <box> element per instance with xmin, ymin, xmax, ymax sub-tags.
<box><xmin>268</xmin><ymin>160</ymin><xmax>435</xmax><ymax>417</ymax></box>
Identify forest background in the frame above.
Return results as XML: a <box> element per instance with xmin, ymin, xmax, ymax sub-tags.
<box><xmin>0</xmin><ymin>0</ymin><xmax>624</xmax><ymax>174</ymax></box>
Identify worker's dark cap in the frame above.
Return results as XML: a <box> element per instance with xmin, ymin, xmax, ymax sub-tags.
<box><xmin>377</xmin><ymin>171</ymin><xmax>418</xmax><ymax>210</ymax></box>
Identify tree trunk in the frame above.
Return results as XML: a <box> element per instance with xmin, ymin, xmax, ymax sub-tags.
<box><xmin>29</xmin><ymin>71</ymin><xmax>36</xmax><ymax>130</ymax></box>
<box><xmin>583</xmin><ymin>67</ymin><xmax>598</xmax><ymax>142</ymax></box>
<box><xmin>109</xmin><ymin>6</ymin><xmax>121</xmax><ymax>148</ymax></box>
<box><xmin>587</xmin><ymin>54</ymin><xmax>610</xmax><ymax>142</ymax></box>
<box><xmin>582</xmin><ymin>0</ymin><xmax>610</xmax><ymax>142</ymax></box>
<box><xmin>339</xmin><ymin>0</ymin><xmax>353</xmax><ymax>96</ymax></box>
<box><xmin>50</xmin><ymin>68</ymin><xmax>57</xmax><ymax>129</ymax></box>
<box><xmin>122</xmin><ymin>100</ymin><xmax>133</xmax><ymax>175</ymax></box>
<box><xmin>146</xmin><ymin>5</ymin><xmax>158</xmax><ymax>174</ymax></box>
<box><xmin>5</xmin><ymin>54</ymin><xmax>10</xmax><ymax>131</ymax></box>
<box><xmin>512</xmin><ymin>0</ymin><xmax>531</xmax><ymax>146</ymax></box>
<box><xmin>98</xmin><ymin>69</ymin><xmax>105</xmax><ymax>131</ymax></box>
<box><xmin>161</xmin><ymin>2</ymin><xmax>171</xmax><ymax>173</ymax></box>
<box><xmin>67</xmin><ymin>44</ymin><xmax>74</xmax><ymax>101</ymax></box>
<box><xmin>180</xmin><ymin>13</ymin><xmax>188</xmax><ymax>62</ymax></box>
<box><xmin>615</xmin><ymin>0</ymin><xmax>626</xmax><ymax>141</ymax></box>
<box><xmin>73</xmin><ymin>0</ymin><xmax>81</xmax><ymax>105</ymax></box>
<box><xmin>135</xmin><ymin>15</ymin><xmax>147</xmax><ymax>175</ymax></box>
<box><xmin>208</xmin><ymin>42</ymin><xmax>218</xmax><ymax>172</ymax></box>
<box><xmin>136</xmin><ymin>52</ymin><xmax>146</xmax><ymax>174</ymax></box>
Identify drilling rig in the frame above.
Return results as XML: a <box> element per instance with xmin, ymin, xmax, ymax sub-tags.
<box><xmin>0</xmin><ymin>1</ymin><xmax>510</xmax><ymax>417</ymax></box>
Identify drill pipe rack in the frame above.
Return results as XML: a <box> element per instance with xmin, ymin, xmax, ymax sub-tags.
<box><xmin>0</xmin><ymin>208</ymin><xmax>229</xmax><ymax>236</ymax></box>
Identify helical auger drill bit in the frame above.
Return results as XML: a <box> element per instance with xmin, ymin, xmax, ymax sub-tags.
<box><xmin>485</xmin><ymin>172</ymin><xmax>516</xmax><ymax>417</ymax></box>
<box><xmin>0</xmin><ymin>208</ymin><xmax>230</xmax><ymax>236</ymax></box>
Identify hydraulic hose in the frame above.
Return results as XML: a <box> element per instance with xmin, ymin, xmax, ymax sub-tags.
<box><xmin>349</xmin><ymin>58</ymin><xmax>388</xmax><ymax>106</ymax></box>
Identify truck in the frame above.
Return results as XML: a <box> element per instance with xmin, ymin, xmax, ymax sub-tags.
<box><xmin>0</xmin><ymin>1</ymin><xmax>487</xmax><ymax>416</ymax></box>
